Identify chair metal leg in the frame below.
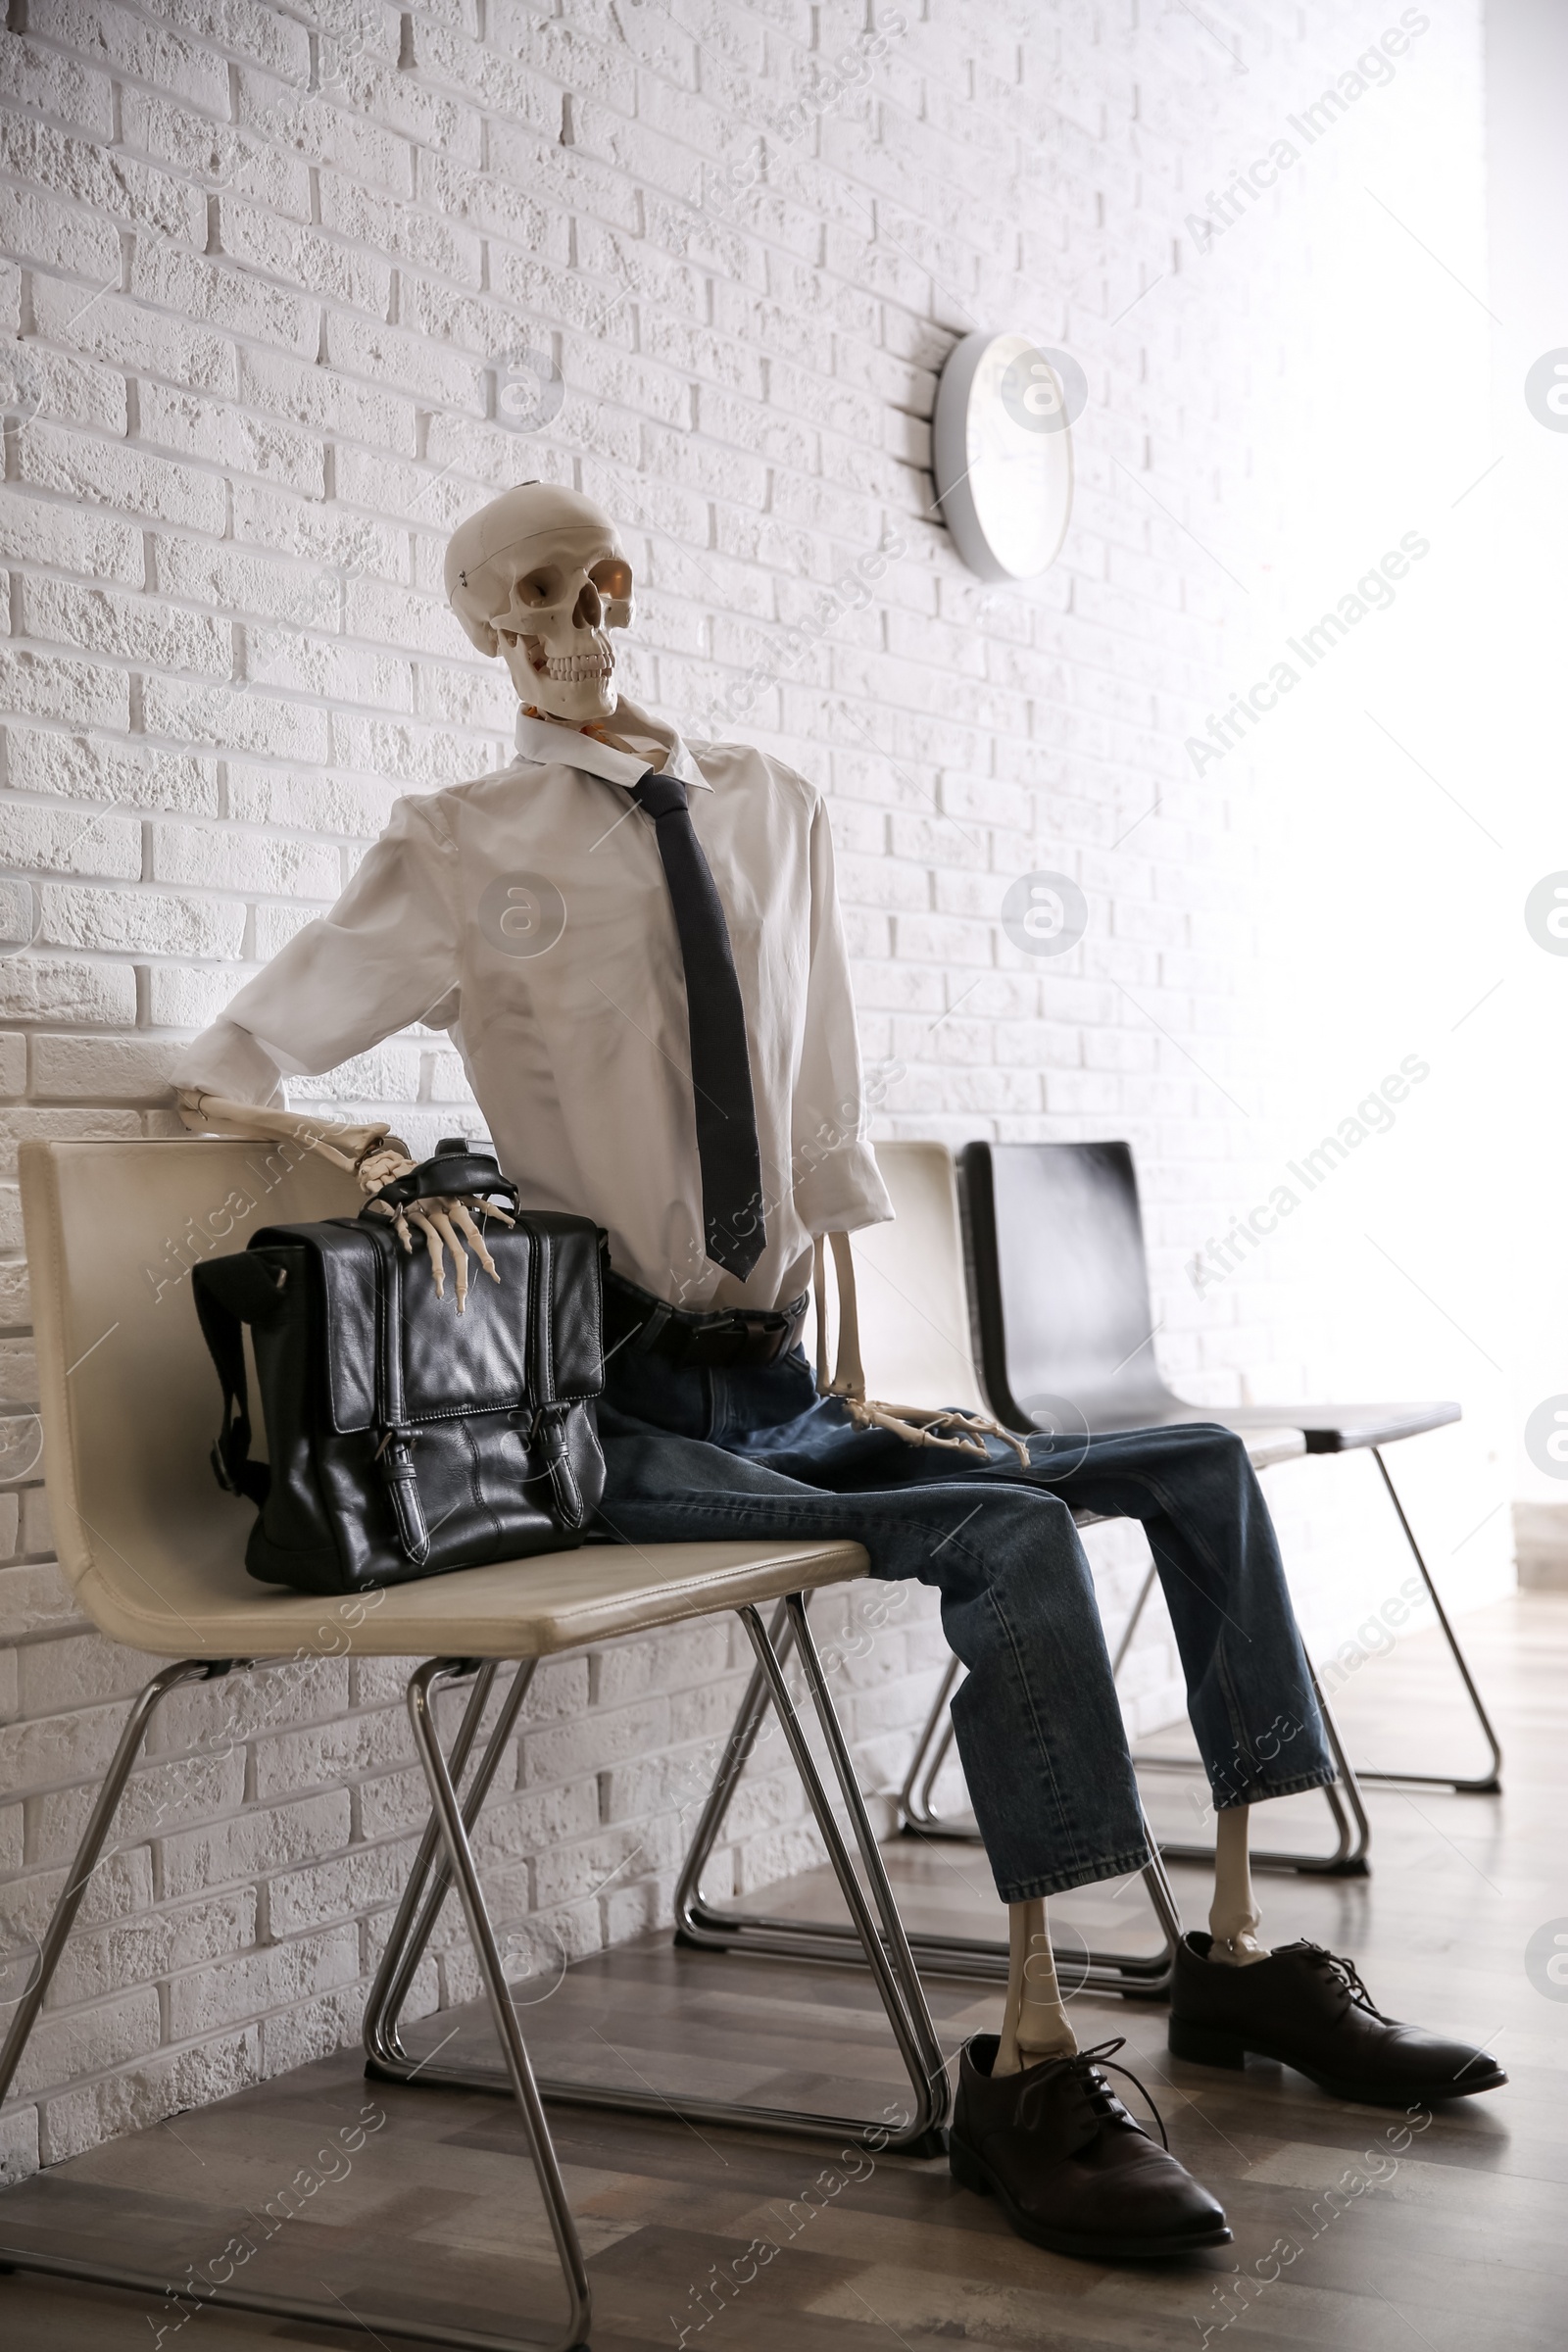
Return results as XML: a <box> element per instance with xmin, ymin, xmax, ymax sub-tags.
<box><xmin>1351</xmin><ymin>1447</ymin><xmax>1503</xmax><ymax>1793</ymax></box>
<box><xmin>1150</xmin><ymin>1454</ymin><xmax>1505</xmax><ymax>1808</ymax></box>
<box><xmin>676</xmin><ymin>1611</ymin><xmax>1182</xmax><ymax>2000</ymax></box>
<box><xmin>2</xmin><ymin>1659</ymin><xmax>564</xmax><ymax>2352</ymax></box>
<box><xmin>407</xmin><ymin>1659</ymin><xmax>592</xmax><ymax>2351</ymax></box>
<box><xmin>900</xmin><ymin>1643</ymin><xmax>1371</xmax><ymax>1881</ymax></box>
<box><xmin>673</xmin><ymin>1598</ymin><xmax>797</xmax><ymax>1942</ymax></box>
<box><xmin>896</xmin><ymin>1653</ymin><xmax>966</xmax><ymax>1838</ymax></box>
<box><xmin>1316</xmin><ymin>1673</ymin><xmax>1374</xmax><ymax>1866</ymax></box>
<box><xmin>0</xmin><ymin>1661</ymin><xmax>215</xmax><ymax>2111</ymax></box>
<box><xmin>738</xmin><ymin>1601</ymin><xmax>951</xmax><ymax>2139</ymax></box>
<box><xmin>1106</xmin><ymin>1554</ymin><xmax>1373</xmax><ymax>1876</ymax></box>
<box><xmin>376</xmin><ymin>1618</ymin><xmax>952</xmax><ymax>2158</ymax></box>
<box><xmin>1145</xmin><ymin>1664</ymin><xmax>1371</xmax><ymax>1878</ymax></box>
<box><xmin>364</xmin><ymin>1657</ymin><xmax>537</xmax><ymax>2076</ymax></box>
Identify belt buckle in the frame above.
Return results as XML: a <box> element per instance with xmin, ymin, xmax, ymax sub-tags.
<box><xmin>699</xmin><ymin>1309</ymin><xmax>750</xmax><ymax>1368</ymax></box>
<box><xmin>633</xmin><ymin>1299</ymin><xmax>673</xmax><ymax>1353</ymax></box>
<box><xmin>729</xmin><ymin>1307</ymin><xmax>788</xmax><ymax>1366</ymax></box>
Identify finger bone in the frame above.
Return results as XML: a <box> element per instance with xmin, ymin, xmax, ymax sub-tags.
<box><xmin>427</xmin><ymin>1206</ymin><xmax>468</xmax><ymax>1310</ymax></box>
<box><xmin>450</xmin><ymin>1201</ymin><xmax>501</xmax><ymax>1282</ymax></box>
<box><xmin>408</xmin><ymin>1207</ymin><xmax>447</xmax><ymax>1298</ymax></box>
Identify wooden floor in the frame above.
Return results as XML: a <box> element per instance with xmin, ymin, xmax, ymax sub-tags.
<box><xmin>2</xmin><ymin>1593</ymin><xmax>1564</xmax><ymax>2350</ymax></box>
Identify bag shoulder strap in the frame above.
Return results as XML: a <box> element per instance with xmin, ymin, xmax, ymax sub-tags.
<box><xmin>367</xmin><ymin>1225</ymin><xmax>432</xmax><ymax>1567</ymax></box>
<box><xmin>191</xmin><ymin>1256</ymin><xmax>278</xmax><ymax>1505</ymax></box>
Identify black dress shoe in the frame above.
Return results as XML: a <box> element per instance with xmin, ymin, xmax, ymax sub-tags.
<box><xmin>1168</xmin><ymin>1933</ymin><xmax>1507</xmax><ymax>2105</ymax></box>
<box><xmin>949</xmin><ymin>2033</ymin><xmax>1232</xmax><ymax>2260</ymax></box>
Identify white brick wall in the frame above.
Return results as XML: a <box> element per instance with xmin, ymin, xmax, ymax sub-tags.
<box><xmin>0</xmin><ymin>0</ymin><xmax>1499</xmax><ymax>2171</ymax></box>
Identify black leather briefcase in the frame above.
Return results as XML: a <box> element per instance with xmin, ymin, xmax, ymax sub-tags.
<box><xmin>191</xmin><ymin>1166</ymin><xmax>607</xmax><ymax>1596</ymax></box>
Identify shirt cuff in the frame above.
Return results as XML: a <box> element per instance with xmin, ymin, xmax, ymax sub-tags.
<box><xmin>793</xmin><ymin>1141</ymin><xmax>894</xmax><ymax>1236</ymax></box>
<box><xmin>172</xmin><ymin>1019</ymin><xmax>288</xmax><ymax>1107</ymax></box>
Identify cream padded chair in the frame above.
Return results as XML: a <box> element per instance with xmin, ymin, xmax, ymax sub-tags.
<box><xmin>0</xmin><ymin>1139</ymin><xmax>949</xmax><ymax>2352</ymax></box>
<box><xmin>850</xmin><ymin>1139</ymin><xmax>993</xmax><ymax>1413</ymax></box>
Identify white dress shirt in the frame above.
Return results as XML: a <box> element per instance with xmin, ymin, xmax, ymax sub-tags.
<box><xmin>175</xmin><ymin>700</ymin><xmax>892</xmax><ymax>1310</ymax></box>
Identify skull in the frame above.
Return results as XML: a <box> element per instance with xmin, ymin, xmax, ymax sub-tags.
<box><xmin>445</xmin><ymin>484</ymin><xmax>635</xmax><ymax>723</ymax></box>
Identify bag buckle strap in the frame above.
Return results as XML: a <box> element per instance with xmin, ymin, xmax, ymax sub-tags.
<box><xmin>530</xmin><ymin>1401</ymin><xmax>586</xmax><ymax>1530</ymax></box>
<box><xmin>374</xmin><ymin>1423</ymin><xmax>430</xmax><ymax>1567</ymax></box>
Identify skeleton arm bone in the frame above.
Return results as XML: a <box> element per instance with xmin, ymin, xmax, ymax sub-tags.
<box><xmin>811</xmin><ymin>1231</ymin><xmax>1030</xmax><ymax>1466</ymax></box>
<box><xmin>175</xmin><ymin>1091</ymin><xmax>511</xmax><ymax>1310</ymax></box>
<box><xmin>175</xmin><ymin>1088</ymin><xmax>408</xmax><ymax>1173</ymax></box>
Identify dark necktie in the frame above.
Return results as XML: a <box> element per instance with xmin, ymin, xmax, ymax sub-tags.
<box><xmin>631</xmin><ymin>768</ymin><xmax>766</xmax><ymax>1280</ymax></box>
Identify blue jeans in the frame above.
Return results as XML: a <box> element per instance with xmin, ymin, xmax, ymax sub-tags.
<box><xmin>594</xmin><ymin>1348</ymin><xmax>1335</xmax><ymax>1902</ymax></box>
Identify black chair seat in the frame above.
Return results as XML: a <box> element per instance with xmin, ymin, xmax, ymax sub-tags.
<box><xmin>1029</xmin><ymin>1392</ymin><xmax>1460</xmax><ymax>1453</ymax></box>
<box><xmin>956</xmin><ymin>1138</ymin><xmax>1500</xmax><ymax>1804</ymax></box>
<box><xmin>1200</xmin><ymin>1399</ymin><xmax>1460</xmax><ymax>1453</ymax></box>
<box><xmin>959</xmin><ymin>1141</ymin><xmax>1459</xmax><ymax>1456</ymax></box>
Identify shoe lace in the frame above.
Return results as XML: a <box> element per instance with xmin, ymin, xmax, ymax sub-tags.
<box><xmin>1298</xmin><ymin>1941</ymin><xmax>1389</xmax><ymax>2020</ymax></box>
<box><xmin>1016</xmin><ymin>2036</ymin><xmax>1170</xmax><ymax>2151</ymax></box>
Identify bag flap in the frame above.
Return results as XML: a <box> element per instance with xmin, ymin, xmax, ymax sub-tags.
<box><xmin>249</xmin><ymin>1216</ymin><xmax>602</xmax><ymax>1433</ymax></box>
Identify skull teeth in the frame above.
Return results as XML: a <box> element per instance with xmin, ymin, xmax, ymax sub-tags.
<box><xmin>534</xmin><ymin>650</ymin><xmax>613</xmax><ymax>680</ymax></box>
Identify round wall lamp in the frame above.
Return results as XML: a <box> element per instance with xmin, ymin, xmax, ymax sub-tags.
<box><xmin>931</xmin><ymin>331</ymin><xmax>1080</xmax><ymax>582</ymax></box>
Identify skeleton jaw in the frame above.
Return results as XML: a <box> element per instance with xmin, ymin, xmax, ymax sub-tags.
<box><xmin>528</xmin><ymin>629</ymin><xmax>614</xmax><ymax>684</ymax></box>
<box><xmin>500</xmin><ymin>623</ymin><xmax>616</xmax><ymax>721</ymax></box>
<box><xmin>500</xmin><ymin>625</ymin><xmax>615</xmax><ymax>714</ymax></box>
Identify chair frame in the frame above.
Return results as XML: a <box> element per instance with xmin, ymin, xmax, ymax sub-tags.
<box><xmin>1114</xmin><ymin>1454</ymin><xmax>1500</xmax><ymax>1799</ymax></box>
<box><xmin>894</xmin><ymin>1433</ymin><xmax>1507</xmax><ymax>1878</ymax></box>
<box><xmin>1362</xmin><ymin>1448</ymin><xmax>1502</xmax><ymax>1792</ymax></box>
<box><xmin>363</xmin><ymin>1603</ymin><xmax>952</xmax><ymax>2154</ymax></box>
<box><xmin>0</xmin><ymin>1604</ymin><xmax>950</xmax><ymax>2352</ymax></box>
<box><xmin>899</xmin><ymin>1645</ymin><xmax>1373</xmax><ymax>1879</ymax></box>
<box><xmin>893</xmin><ymin>1479</ymin><xmax>1373</xmax><ymax>1879</ymax></box>
<box><xmin>664</xmin><ymin>1599</ymin><xmax>1187</xmax><ymax>2001</ymax></box>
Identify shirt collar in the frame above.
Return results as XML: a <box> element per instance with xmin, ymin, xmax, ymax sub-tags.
<box><xmin>512</xmin><ymin>699</ymin><xmax>710</xmax><ymax>791</ymax></box>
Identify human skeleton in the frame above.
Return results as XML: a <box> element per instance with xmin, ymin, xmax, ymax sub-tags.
<box><xmin>179</xmin><ymin>484</ymin><xmax>1021</xmax><ymax>1456</ymax></box>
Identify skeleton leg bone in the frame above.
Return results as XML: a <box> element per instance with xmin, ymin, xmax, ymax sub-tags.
<box><xmin>1208</xmin><ymin>1802</ymin><xmax>1268</xmax><ymax>1963</ymax></box>
<box><xmin>995</xmin><ymin>1898</ymin><xmax>1078</xmax><ymax>2073</ymax></box>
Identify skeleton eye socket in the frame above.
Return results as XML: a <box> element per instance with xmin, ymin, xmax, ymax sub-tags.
<box><xmin>588</xmin><ymin>557</ymin><xmax>633</xmax><ymax>602</ymax></box>
<box><xmin>514</xmin><ymin>567</ymin><xmax>563</xmax><ymax>609</ymax></box>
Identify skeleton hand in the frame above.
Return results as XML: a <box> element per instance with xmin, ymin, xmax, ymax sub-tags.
<box><xmin>358</xmin><ymin>1145</ymin><xmax>514</xmax><ymax>1312</ymax></box>
<box><xmin>176</xmin><ymin>1092</ymin><xmax>514</xmax><ymax>1313</ymax></box>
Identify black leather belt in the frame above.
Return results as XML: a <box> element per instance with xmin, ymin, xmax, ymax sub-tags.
<box><xmin>604</xmin><ymin>1271</ymin><xmax>808</xmax><ymax>1370</ymax></box>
